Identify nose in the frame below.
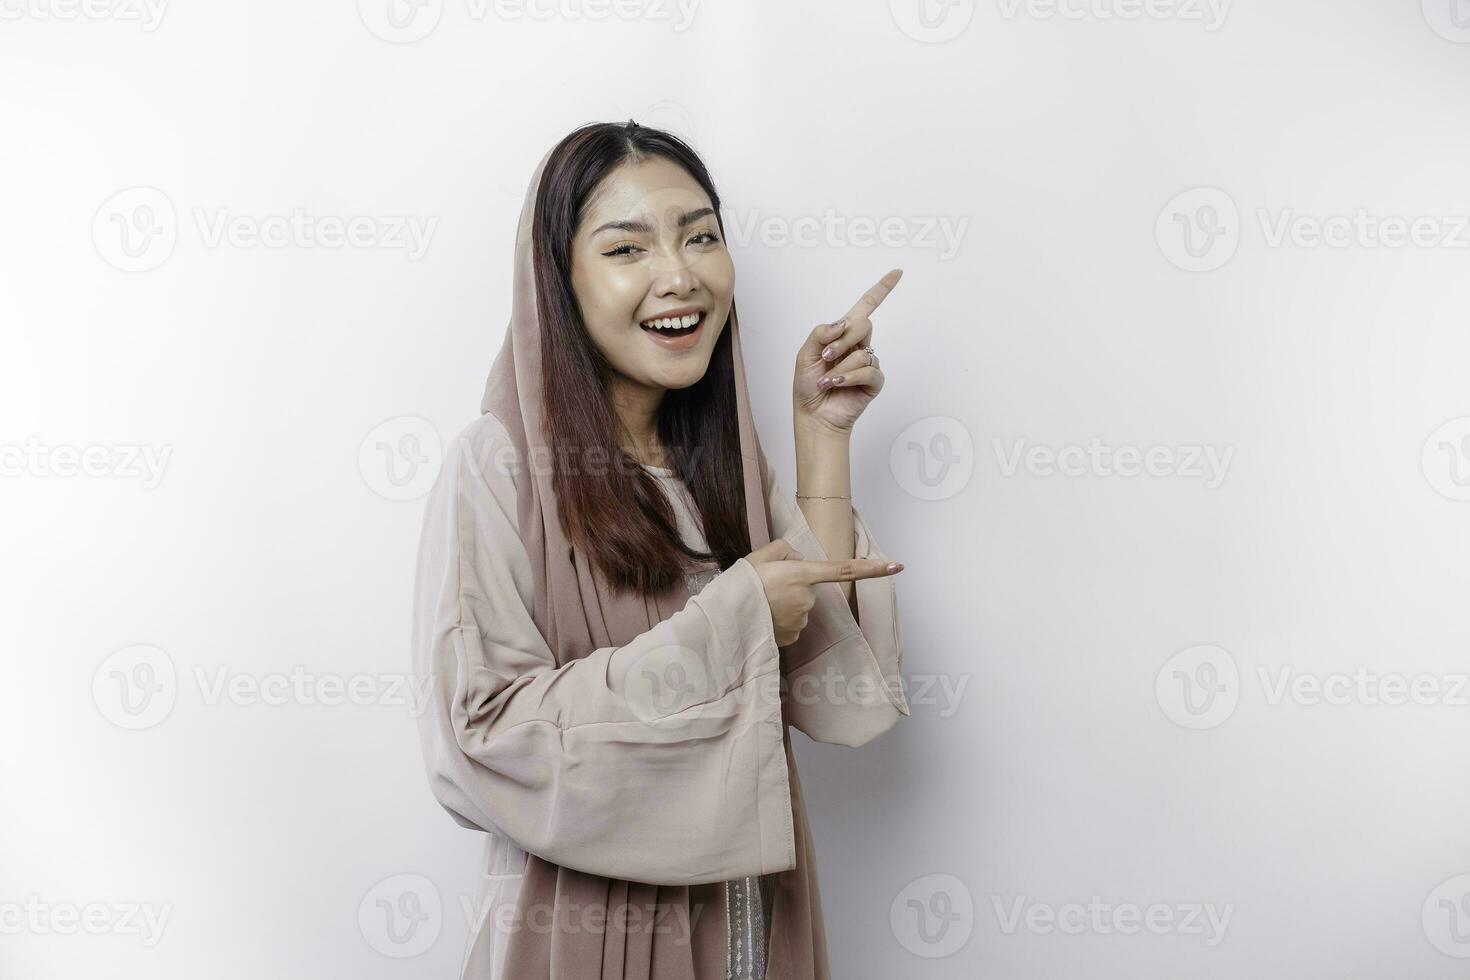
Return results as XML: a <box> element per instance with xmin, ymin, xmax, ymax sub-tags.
<box><xmin>652</xmin><ymin>258</ymin><xmax>699</xmax><ymax>299</ymax></box>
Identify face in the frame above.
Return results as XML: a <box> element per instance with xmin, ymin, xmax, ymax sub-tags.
<box><xmin>569</xmin><ymin>156</ymin><xmax>735</xmax><ymax>397</ymax></box>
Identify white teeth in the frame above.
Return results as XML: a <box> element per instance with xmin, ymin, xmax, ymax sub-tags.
<box><xmin>640</xmin><ymin>313</ymin><xmax>702</xmax><ymax>330</ymax></box>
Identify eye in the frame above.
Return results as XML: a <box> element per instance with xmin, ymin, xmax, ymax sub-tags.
<box><xmin>601</xmin><ymin>243</ymin><xmax>643</xmax><ymax>258</ymax></box>
<box><xmin>689</xmin><ymin>231</ymin><xmax>720</xmax><ymax>246</ymax></box>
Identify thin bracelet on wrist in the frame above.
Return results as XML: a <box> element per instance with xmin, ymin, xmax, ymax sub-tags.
<box><xmin>795</xmin><ymin>492</ymin><xmax>852</xmax><ymax>499</ymax></box>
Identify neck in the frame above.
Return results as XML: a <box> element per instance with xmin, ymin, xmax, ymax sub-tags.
<box><xmin>609</xmin><ymin>376</ymin><xmax>666</xmax><ymax>467</ymax></box>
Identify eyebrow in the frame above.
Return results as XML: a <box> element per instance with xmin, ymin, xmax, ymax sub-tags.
<box><xmin>589</xmin><ymin>206</ymin><xmax>716</xmax><ymax>237</ymax></box>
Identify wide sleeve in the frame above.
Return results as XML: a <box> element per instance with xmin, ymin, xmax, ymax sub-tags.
<box><xmin>766</xmin><ymin>464</ymin><xmax>911</xmax><ymax>748</ymax></box>
<box><xmin>411</xmin><ymin>414</ymin><xmax>795</xmax><ymax>887</ymax></box>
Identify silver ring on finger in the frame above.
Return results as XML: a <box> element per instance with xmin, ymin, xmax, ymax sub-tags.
<box><xmin>863</xmin><ymin>345</ymin><xmax>877</xmax><ymax>368</ymax></box>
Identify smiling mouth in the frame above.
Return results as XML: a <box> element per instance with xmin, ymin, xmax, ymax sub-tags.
<box><xmin>638</xmin><ymin>311</ymin><xmax>705</xmax><ymax>337</ymax></box>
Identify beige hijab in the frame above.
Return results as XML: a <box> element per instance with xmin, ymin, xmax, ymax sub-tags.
<box><xmin>477</xmin><ymin>144</ymin><xmax>829</xmax><ymax>978</ymax></box>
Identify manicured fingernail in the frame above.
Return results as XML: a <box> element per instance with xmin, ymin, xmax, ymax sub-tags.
<box><xmin>827</xmin><ymin>318</ymin><xmax>846</xmax><ymax>334</ymax></box>
<box><xmin>818</xmin><ymin>376</ymin><xmax>833</xmax><ymax>389</ymax></box>
<box><xmin>886</xmin><ymin>562</ymin><xmax>903</xmax><ymax>572</ymax></box>
<box><xmin>831</xmin><ymin>374</ymin><xmax>845</xmax><ymax>384</ymax></box>
<box><xmin>821</xmin><ymin>346</ymin><xmax>837</xmax><ymax>361</ymax></box>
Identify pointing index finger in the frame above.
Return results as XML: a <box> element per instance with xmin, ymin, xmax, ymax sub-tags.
<box><xmin>787</xmin><ymin>557</ymin><xmax>904</xmax><ymax>585</ymax></box>
<box><xmin>843</xmin><ymin>268</ymin><xmax>903</xmax><ymax>322</ymax></box>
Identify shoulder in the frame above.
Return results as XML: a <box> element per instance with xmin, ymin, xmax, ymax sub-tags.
<box><xmin>433</xmin><ymin>412</ymin><xmax>525</xmax><ymax>508</ymax></box>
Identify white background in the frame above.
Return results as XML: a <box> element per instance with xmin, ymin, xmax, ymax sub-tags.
<box><xmin>4</xmin><ymin>0</ymin><xmax>1470</xmax><ymax>976</ymax></box>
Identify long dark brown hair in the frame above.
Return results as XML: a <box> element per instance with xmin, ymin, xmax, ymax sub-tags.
<box><xmin>533</xmin><ymin>120</ymin><xmax>751</xmax><ymax>596</ymax></box>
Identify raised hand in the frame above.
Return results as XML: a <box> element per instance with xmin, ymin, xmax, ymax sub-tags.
<box><xmin>743</xmin><ymin>538</ymin><xmax>904</xmax><ymax>647</ymax></box>
<box><xmin>793</xmin><ymin>268</ymin><xmax>902</xmax><ymax>436</ymax></box>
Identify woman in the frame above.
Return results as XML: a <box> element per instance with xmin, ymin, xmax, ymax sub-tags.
<box><xmin>411</xmin><ymin>120</ymin><xmax>911</xmax><ymax>980</ymax></box>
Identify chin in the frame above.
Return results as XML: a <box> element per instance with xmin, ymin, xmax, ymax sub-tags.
<box><xmin>653</xmin><ymin>366</ymin><xmax>710</xmax><ymax>391</ymax></box>
<box><xmin>649</xmin><ymin>351</ymin><xmax>714</xmax><ymax>387</ymax></box>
